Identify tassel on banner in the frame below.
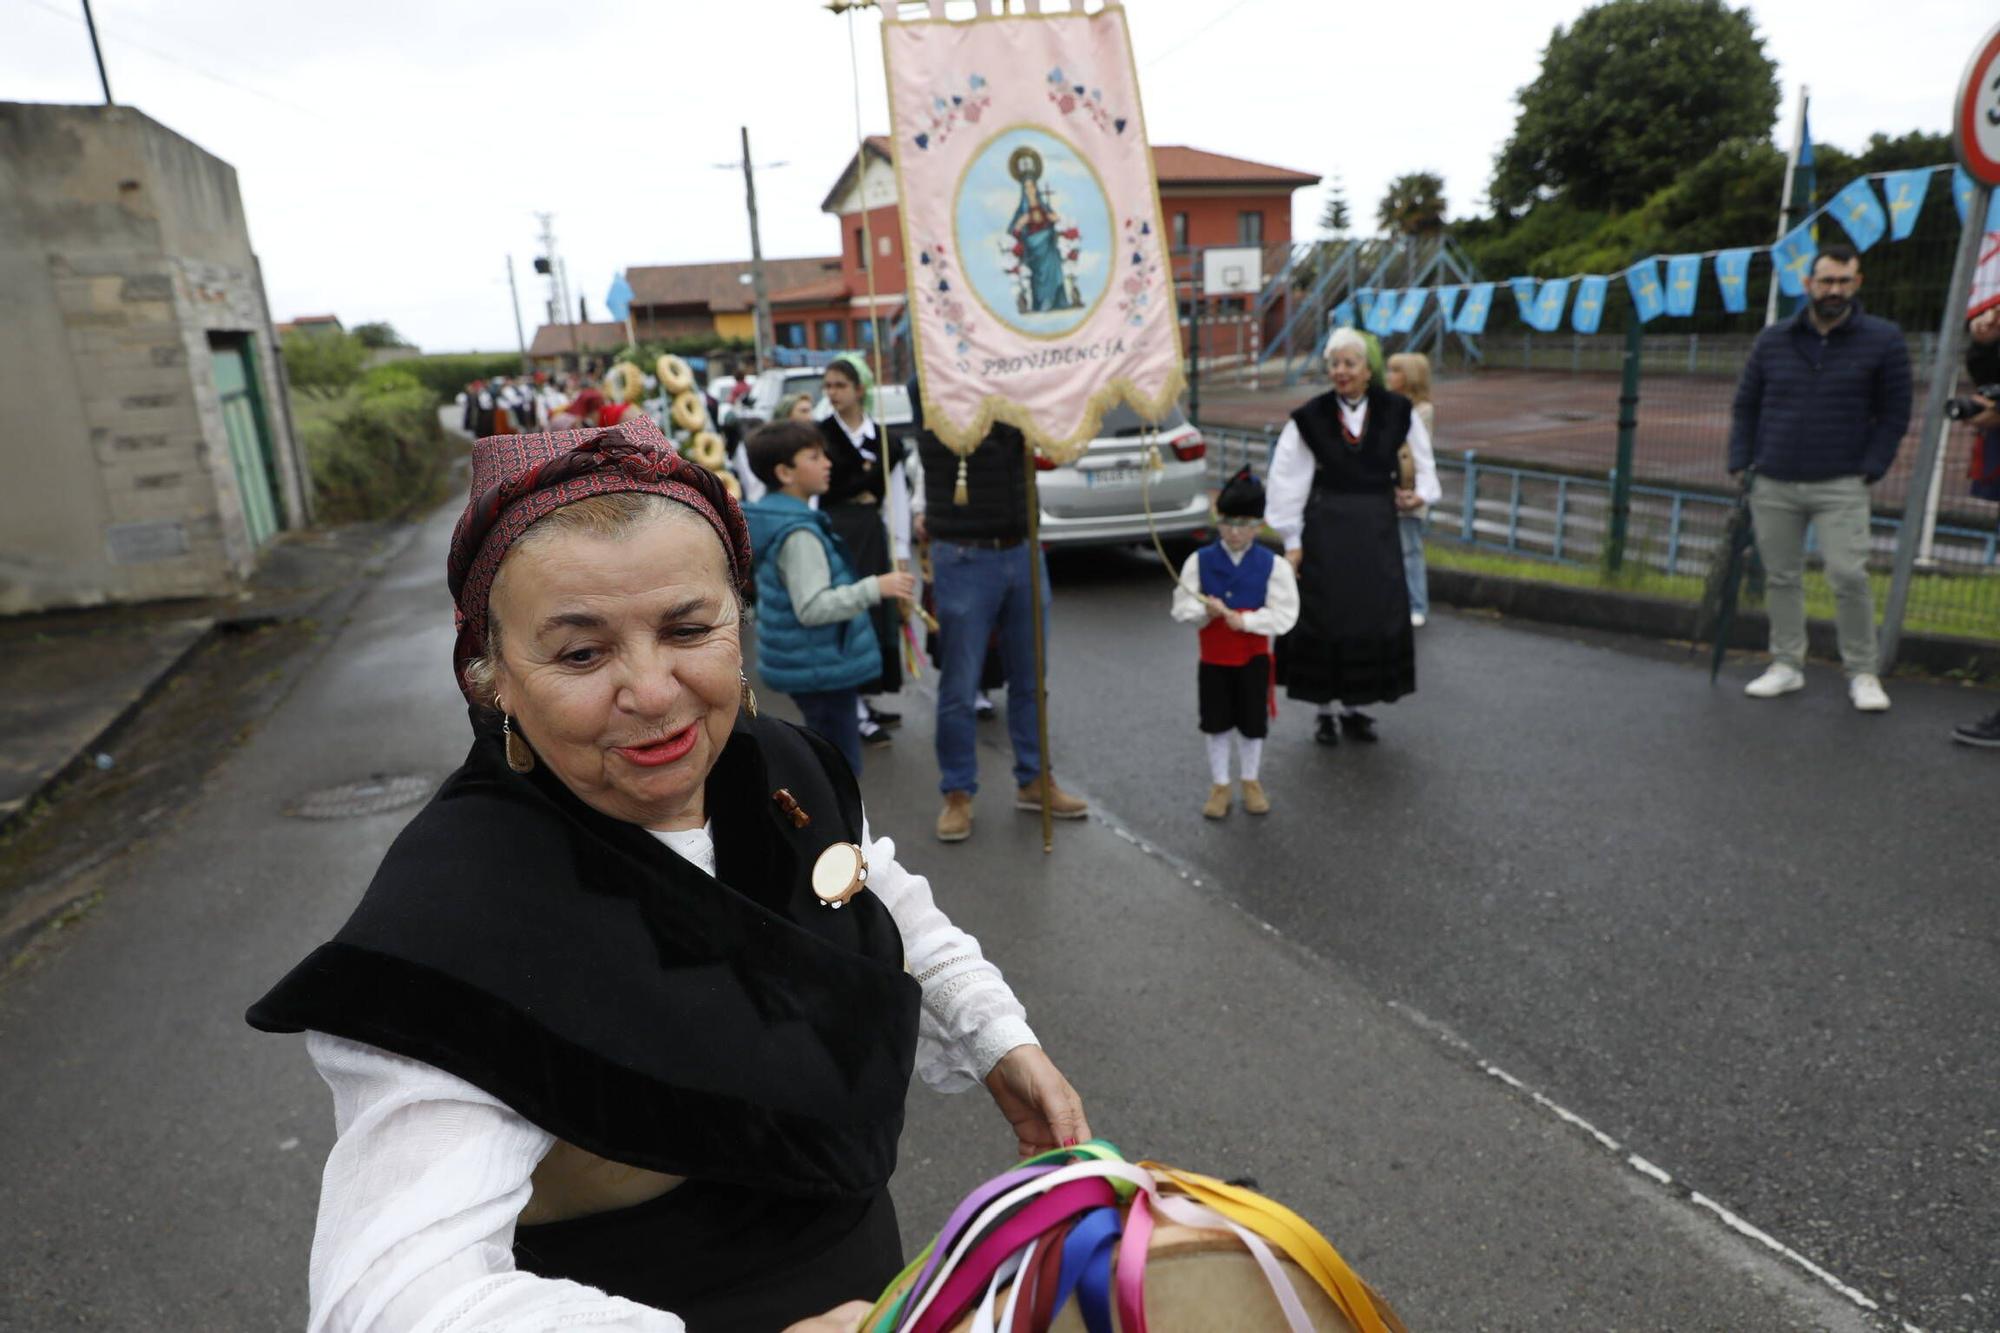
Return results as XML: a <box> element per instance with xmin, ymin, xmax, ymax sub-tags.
<box><xmin>952</xmin><ymin>456</ymin><xmax>969</xmax><ymax>506</ymax></box>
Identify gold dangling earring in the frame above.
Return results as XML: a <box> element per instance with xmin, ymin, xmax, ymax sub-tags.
<box><xmin>739</xmin><ymin>670</ymin><xmax>759</xmax><ymax>719</ymax></box>
<box><xmin>503</xmin><ymin>714</ymin><xmax>536</xmax><ymax>773</ymax></box>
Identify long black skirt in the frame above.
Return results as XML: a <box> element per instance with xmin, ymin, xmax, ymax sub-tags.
<box><xmin>1279</xmin><ymin>491</ymin><xmax>1415</xmax><ymax>707</ymax></box>
<box><xmin>824</xmin><ymin>502</ymin><xmax>904</xmax><ymax>695</ymax></box>
<box><xmin>515</xmin><ymin>1181</ymin><xmax>901</xmax><ymax>1333</ymax></box>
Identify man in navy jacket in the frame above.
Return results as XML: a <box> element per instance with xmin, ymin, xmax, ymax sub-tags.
<box><xmin>1728</xmin><ymin>243</ymin><xmax>1912</xmax><ymax>712</ymax></box>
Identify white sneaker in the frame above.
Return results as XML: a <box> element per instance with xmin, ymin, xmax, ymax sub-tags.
<box><xmin>1848</xmin><ymin>673</ymin><xmax>1890</xmax><ymax>713</ymax></box>
<box><xmin>1410</xmin><ymin>612</ymin><xmax>1428</xmax><ymax>628</ymax></box>
<box><xmin>1744</xmin><ymin>663</ymin><xmax>1805</xmax><ymax>698</ymax></box>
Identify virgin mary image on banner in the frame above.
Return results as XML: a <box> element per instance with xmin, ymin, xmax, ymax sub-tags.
<box><xmin>1006</xmin><ymin>145</ymin><xmax>1082</xmax><ymax>314</ymax></box>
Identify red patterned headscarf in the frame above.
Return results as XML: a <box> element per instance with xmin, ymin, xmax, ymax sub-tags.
<box><xmin>447</xmin><ymin>415</ymin><xmax>751</xmax><ymax>705</ymax></box>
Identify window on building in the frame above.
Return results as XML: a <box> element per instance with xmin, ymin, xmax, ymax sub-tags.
<box><xmin>817</xmin><ymin>319</ymin><xmax>845</xmax><ymax>349</ymax></box>
<box><xmin>1171</xmin><ymin>212</ymin><xmax>1189</xmax><ymax>252</ymax></box>
<box><xmin>856</xmin><ymin>318</ymin><xmax>878</xmax><ymax>348</ymax></box>
<box><xmin>1237</xmin><ymin>211</ymin><xmax>1264</xmax><ymax>246</ymax></box>
<box><xmin>855</xmin><ymin>227</ymin><xmax>868</xmax><ymax>269</ymax></box>
<box><xmin>777</xmin><ymin>321</ymin><xmax>807</xmax><ymax>348</ymax></box>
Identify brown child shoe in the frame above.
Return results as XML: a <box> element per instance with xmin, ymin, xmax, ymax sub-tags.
<box><xmin>1240</xmin><ymin>780</ymin><xmax>1270</xmax><ymax>815</ymax></box>
<box><xmin>1014</xmin><ymin>775</ymin><xmax>1089</xmax><ymax>819</ymax></box>
<box><xmin>936</xmin><ymin>791</ymin><xmax>974</xmax><ymax>842</ymax></box>
<box><xmin>1202</xmin><ymin>784</ymin><xmax>1232</xmax><ymax>819</ymax></box>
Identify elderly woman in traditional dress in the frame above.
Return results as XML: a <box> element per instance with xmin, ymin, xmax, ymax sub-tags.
<box><xmin>248</xmin><ymin>416</ymin><xmax>1087</xmax><ymax>1333</ymax></box>
<box><xmin>1266</xmin><ymin>328</ymin><xmax>1440</xmax><ymax>745</ymax></box>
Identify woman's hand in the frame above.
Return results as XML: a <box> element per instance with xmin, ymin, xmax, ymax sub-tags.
<box><xmin>985</xmin><ymin>1045</ymin><xmax>1090</xmax><ymax>1157</ymax></box>
<box><xmin>1394</xmin><ymin>487</ymin><xmax>1422</xmax><ymax>512</ymax></box>
<box><xmin>784</xmin><ymin>1300</ymin><xmax>874</xmax><ymax>1332</ymax></box>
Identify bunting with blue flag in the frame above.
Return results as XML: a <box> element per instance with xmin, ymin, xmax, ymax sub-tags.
<box><xmin>1954</xmin><ymin>167</ymin><xmax>1977</xmax><ymax>224</ymax></box>
<box><xmin>1829</xmin><ymin>178</ymin><xmax>1886</xmax><ymax>251</ymax></box>
<box><xmin>1331</xmin><ymin>297</ymin><xmax>1357</xmax><ymax>329</ymax></box>
<box><xmin>1510</xmin><ymin>277</ymin><xmax>1538</xmax><ymax>318</ymax></box>
<box><xmin>1364</xmin><ymin>289</ymin><xmax>1397</xmax><ymax>336</ymax></box>
<box><xmin>1882</xmin><ymin>169</ymin><xmax>1932</xmax><ymax>240</ymax></box>
<box><xmin>1455</xmin><ymin>283</ymin><xmax>1494</xmax><ymax>333</ymax></box>
<box><xmin>1714</xmin><ymin>249</ymin><xmax>1753</xmax><ymax>313</ymax></box>
<box><xmin>1435</xmin><ymin>286</ymin><xmax>1463</xmax><ymax>329</ymax></box>
<box><xmin>1392</xmin><ymin>288</ymin><xmax>1425</xmax><ymax>334</ymax></box>
<box><xmin>1771</xmin><ymin>223</ymin><xmax>1817</xmax><ymax>297</ymax></box>
<box><xmin>1571</xmin><ymin>276</ymin><xmax>1609</xmax><ymax>333</ymax></box>
<box><xmin>1625</xmin><ymin>259</ymin><xmax>1666</xmax><ymax>323</ymax></box>
<box><xmin>605</xmin><ymin>271</ymin><xmax>634</xmax><ymax>322</ymax></box>
<box><xmin>1528</xmin><ymin>278</ymin><xmax>1569</xmax><ymax>332</ymax></box>
<box><xmin>1664</xmin><ymin>255</ymin><xmax>1701</xmax><ymax>316</ymax></box>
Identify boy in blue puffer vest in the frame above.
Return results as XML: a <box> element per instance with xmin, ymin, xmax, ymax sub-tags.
<box><xmin>743</xmin><ymin>421</ymin><xmax>914</xmax><ymax>774</ymax></box>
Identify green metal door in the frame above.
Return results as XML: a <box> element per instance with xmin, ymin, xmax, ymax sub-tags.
<box><xmin>210</xmin><ymin>337</ymin><xmax>282</xmax><ymax>548</ymax></box>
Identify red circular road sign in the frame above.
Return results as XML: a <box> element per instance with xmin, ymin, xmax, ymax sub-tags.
<box><xmin>1958</xmin><ymin>21</ymin><xmax>2000</xmax><ymax>185</ymax></box>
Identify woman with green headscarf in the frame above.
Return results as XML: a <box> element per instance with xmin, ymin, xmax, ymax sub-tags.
<box><xmin>818</xmin><ymin>353</ymin><xmax>911</xmax><ymax>737</ymax></box>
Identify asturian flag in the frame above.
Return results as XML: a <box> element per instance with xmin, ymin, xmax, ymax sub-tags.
<box><xmin>1509</xmin><ymin>276</ymin><xmax>1538</xmax><ymax>318</ymax></box>
<box><xmin>1364</xmin><ymin>290</ymin><xmax>1398</xmax><ymax>336</ymax></box>
<box><xmin>884</xmin><ymin>2</ymin><xmax>1180</xmax><ymax>460</ymax></box>
<box><xmin>1625</xmin><ymin>259</ymin><xmax>1666</xmax><ymax>323</ymax></box>
<box><xmin>1571</xmin><ymin>276</ymin><xmax>1609</xmax><ymax>334</ymax></box>
<box><xmin>1829</xmin><ymin>178</ymin><xmax>1887</xmax><ymax>251</ymax></box>
<box><xmin>1714</xmin><ymin>249</ymin><xmax>1754</xmax><ymax>314</ymax></box>
<box><xmin>1434</xmin><ymin>286</ymin><xmax>1463</xmax><ymax>329</ymax></box>
<box><xmin>1391</xmin><ymin>288</ymin><xmax>1426</xmax><ymax>334</ymax></box>
<box><xmin>1455</xmin><ymin>283</ymin><xmax>1495</xmax><ymax>333</ymax></box>
<box><xmin>1770</xmin><ymin>223</ymin><xmax>1818</xmax><ymax>299</ymax></box>
<box><xmin>1528</xmin><ymin>278</ymin><xmax>1569</xmax><ymax>333</ymax></box>
<box><xmin>1331</xmin><ymin>297</ymin><xmax>1357</xmax><ymax>330</ymax></box>
<box><xmin>605</xmin><ymin>272</ymin><xmax>635</xmax><ymax>323</ymax></box>
<box><xmin>1664</xmin><ymin>255</ymin><xmax>1701</xmax><ymax>316</ymax></box>
<box><xmin>1881</xmin><ymin>169</ymin><xmax>1931</xmax><ymax>241</ymax></box>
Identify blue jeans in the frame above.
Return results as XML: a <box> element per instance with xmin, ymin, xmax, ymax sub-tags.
<box><xmin>1398</xmin><ymin>513</ymin><xmax>1429</xmax><ymax>618</ymax></box>
<box><xmin>931</xmin><ymin>539</ymin><xmax>1049</xmax><ymax>795</ymax></box>
<box><xmin>792</xmin><ymin>688</ymin><xmax>862</xmax><ymax>776</ymax></box>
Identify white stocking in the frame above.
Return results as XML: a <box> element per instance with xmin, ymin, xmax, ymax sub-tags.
<box><xmin>1237</xmin><ymin>736</ymin><xmax>1264</xmax><ymax>782</ymax></box>
<box><xmin>855</xmin><ymin>696</ymin><xmax>872</xmax><ymax>722</ymax></box>
<box><xmin>1205</xmin><ymin>733</ymin><xmax>1232</xmax><ymax>786</ymax></box>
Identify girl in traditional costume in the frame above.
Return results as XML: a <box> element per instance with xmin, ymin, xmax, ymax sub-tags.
<box><xmin>1267</xmin><ymin>328</ymin><xmax>1439</xmax><ymax>745</ymax></box>
<box><xmin>818</xmin><ymin>355</ymin><xmax>912</xmax><ymax>745</ymax></box>
<box><xmin>1172</xmin><ymin>468</ymin><xmax>1298</xmax><ymax>818</ymax></box>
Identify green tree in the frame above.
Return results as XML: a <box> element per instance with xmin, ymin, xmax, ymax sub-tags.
<box><xmin>1319</xmin><ymin>178</ymin><xmax>1352</xmax><ymax>235</ymax></box>
<box><xmin>1378</xmin><ymin>172</ymin><xmax>1448</xmax><ymax>237</ymax></box>
<box><xmin>351</xmin><ymin>321</ymin><xmax>409</xmax><ymax>349</ymax></box>
<box><xmin>281</xmin><ymin>329</ymin><xmax>367</xmax><ymax>399</ymax></box>
<box><xmin>1492</xmin><ymin>0</ymin><xmax>1778</xmax><ymax>216</ymax></box>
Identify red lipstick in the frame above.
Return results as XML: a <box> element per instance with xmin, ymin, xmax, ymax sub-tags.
<box><xmin>613</xmin><ymin>723</ymin><xmax>699</xmax><ymax>768</ymax></box>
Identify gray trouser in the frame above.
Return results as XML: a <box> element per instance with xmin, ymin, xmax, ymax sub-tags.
<box><xmin>1747</xmin><ymin>474</ymin><xmax>1878</xmax><ymax>675</ymax></box>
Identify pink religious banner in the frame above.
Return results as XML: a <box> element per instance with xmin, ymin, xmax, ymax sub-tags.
<box><xmin>883</xmin><ymin>1</ymin><xmax>1183</xmax><ymax>461</ymax></box>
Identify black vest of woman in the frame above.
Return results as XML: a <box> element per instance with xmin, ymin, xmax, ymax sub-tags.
<box><xmin>247</xmin><ymin>713</ymin><xmax>920</xmax><ymax>1330</ymax></box>
<box><xmin>1278</xmin><ymin>384</ymin><xmax>1417</xmax><ymax>707</ymax></box>
<box><xmin>817</xmin><ymin>414</ymin><xmax>905</xmax><ymax>695</ymax></box>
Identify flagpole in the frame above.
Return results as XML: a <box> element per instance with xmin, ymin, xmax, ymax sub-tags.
<box><xmin>1024</xmin><ymin>444</ymin><xmax>1054</xmax><ymax>853</ymax></box>
<box><xmin>1764</xmin><ymin>84</ymin><xmax>1809</xmax><ymax>328</ymax></box>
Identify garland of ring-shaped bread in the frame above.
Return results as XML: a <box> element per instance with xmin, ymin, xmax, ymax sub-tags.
<box><xmin>604</xmin><ymin>361</ymin><xmax>647</xmax><ymax>406</ymax></box>
<box><xmin>656</xmin><ymin>353</ymin><xmax>695</xmax><ymax>396</ymax></box>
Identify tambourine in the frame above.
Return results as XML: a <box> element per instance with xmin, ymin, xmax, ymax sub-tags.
<box><xmin>687</xmin><ymin>430</ymin><xmax>729</xmax><ymax>471</ymax></box>
<box><xmin>604</xmin><ymin>361</ymin><xmax>646</xmax><ymax>405</ymax></box>
<box><xmin>671</xmin><ymin>390</ymin><xmax>708</xmax><ymax>434</ymax></box>
<box><xmin>657</xmin><ymin>353</ymin><xmax>695</xmax><ymax>396</ymax></box>
<box><xmin>811</xmin><ymin>842</ymin><xmax>868</xmax><ymax>909</ymax></box>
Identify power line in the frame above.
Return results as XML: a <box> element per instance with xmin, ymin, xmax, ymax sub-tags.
<box><xmin>1145</xmin><ymin>0</ymin><xmax>1266</xmax><ymax>68</ymax></box>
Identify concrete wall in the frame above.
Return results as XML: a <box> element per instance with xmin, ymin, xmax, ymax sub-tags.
<box><xmin>0</xmin><ymin>103</ymin><xmax>305</xmax><ymax>614</ymax></box>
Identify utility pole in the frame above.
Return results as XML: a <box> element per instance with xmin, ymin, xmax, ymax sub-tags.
<box><xmin>559</xmin><ymin>258</ymin><xmax>578</xmax><ymax>358</ymax></box>
<box><xmin>741</xmin><ymin>126</ymin><xmax>773</xmax><ymax>370</ymax></box>
<box><xmin>80</xmin><ymin>0</ymin><xmax>113</xmax><ymax>104</ymax></box>
<box><xmin>505</xmin><ymin>255</ymin><xmax>529</xmax><ymax>373</ymax></box>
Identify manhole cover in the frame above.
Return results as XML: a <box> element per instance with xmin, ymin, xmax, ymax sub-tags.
<box><xmin>286</xmin><ymin>774</ymin><xmax>435</xmax><ymax>819</ymax></box>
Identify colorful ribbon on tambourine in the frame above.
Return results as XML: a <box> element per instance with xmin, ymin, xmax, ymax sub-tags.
<box><xmin>860</xmin><ymin>1142</ymin><xmax>1406</xmax><ymax>1333</ymax></box>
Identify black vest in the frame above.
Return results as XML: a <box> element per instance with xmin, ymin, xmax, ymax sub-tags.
<box><xmin>909</xmin><ymin>380</ymin><xmax>1030</xmax><ymax>541</ymax></box>
<box><xmin>819</xmin><ymin>414</ymin><xmax>891</xmax><ymax>508</ymax></box>
<box><xmin>1289</xmin><ymin>385</ymin><xmax>1412</xmax><ymax>494</ymax></box>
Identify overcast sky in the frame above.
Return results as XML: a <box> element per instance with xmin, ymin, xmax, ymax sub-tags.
<box><xmin>3</xmin><ymin>0</ymin><xmax>1979</xmax><ymax>351</ymax></box>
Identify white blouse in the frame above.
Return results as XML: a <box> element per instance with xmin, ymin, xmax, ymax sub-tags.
<box><xmin>1264</xmin><ymin>397</ymin><xmax>1441</xmax><ymax>551</ymax></box>
<box><xmin>301</xmin><ymin>813</ymin><xmax>1035</xmax><ymax>1333</ymax></box>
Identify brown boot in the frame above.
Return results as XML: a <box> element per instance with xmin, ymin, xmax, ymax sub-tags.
<box><xmin>1240</xmin><ymin>780</ymin><xmax>1270</xmax><ymax>815</ymax></box>
<box><xmin>936</xmin><ymin>791</ymin><xmax>974</xmax><ymax>842</ymax></box>
<box><xmin>1014</xmin><ymin>775</ymin><xmax>1089</xmax><ymax>819</ymax></box>
<box><xmin>1202</xmin><ymin>783</ymin><xmax>1232</xmax><ymax>819</ymax></box>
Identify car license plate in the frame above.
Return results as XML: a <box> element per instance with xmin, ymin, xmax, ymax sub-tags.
<box><xmin>1083</xmin><ymin>466</ymin><xmax>1142</xmax><ymax>488</ymax></box>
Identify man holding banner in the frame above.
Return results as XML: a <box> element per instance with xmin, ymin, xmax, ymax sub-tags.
<box><xmin>1727</xmin><ymin>242</ymin><xmax>1912</xmax><ymax>711</ymax></box>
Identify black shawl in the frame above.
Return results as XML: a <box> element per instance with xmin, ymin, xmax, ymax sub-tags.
<box><xmin>247</xmin><ymin>712</ymin><xmax>920</xmax><ymax>1199</ymax></box>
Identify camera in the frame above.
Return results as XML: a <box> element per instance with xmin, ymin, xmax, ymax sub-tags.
<box><xmin>1945</xmin><ymin>385</ymin><xmax>2000</xmax><ymax>422</ymax></box>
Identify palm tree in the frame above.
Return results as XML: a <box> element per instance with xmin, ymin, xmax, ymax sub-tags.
<box><xmin>1377</xmin><ymin>172</ymin><xmax>1447</xmax><ymax>237</ymax></box>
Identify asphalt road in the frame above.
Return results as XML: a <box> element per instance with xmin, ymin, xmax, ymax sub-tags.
<box><xmin>1026</xmin><ymin>542</ymin><xmax>1998</xmax><ymax>1333</ymax></box>
<box><xmin>0</xmin><ymin>495</ymin><xmax>1988</xmax><ymax>1332</ymax></box>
